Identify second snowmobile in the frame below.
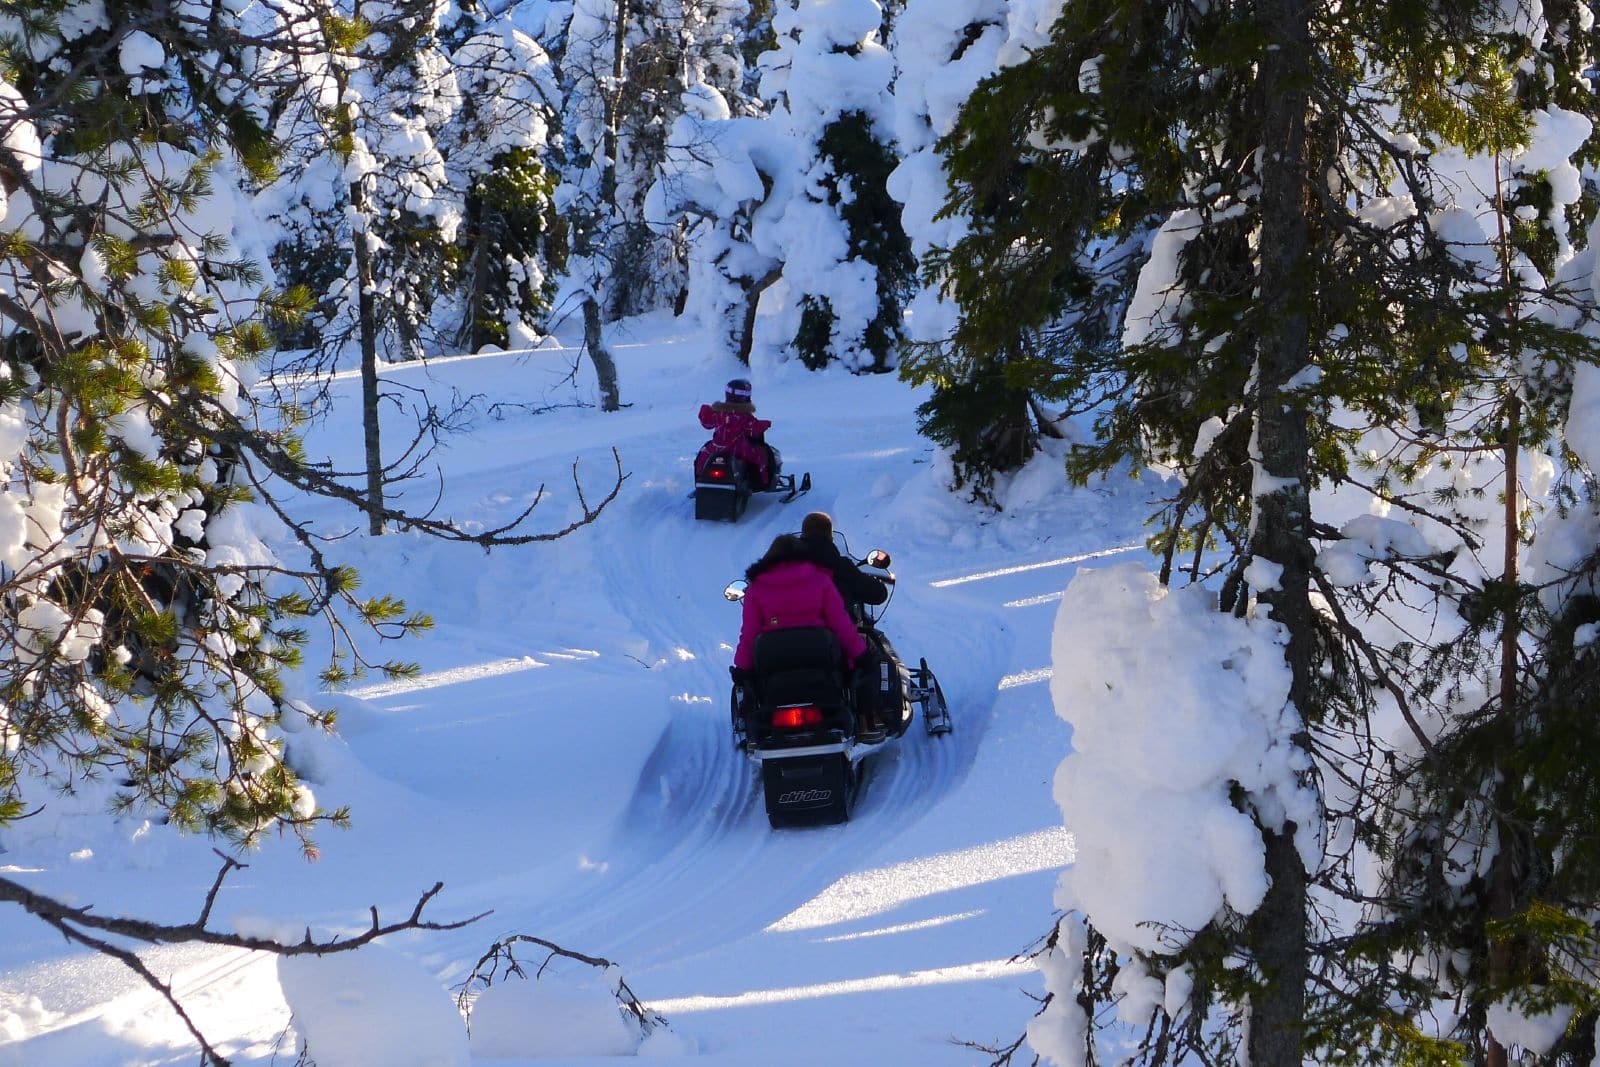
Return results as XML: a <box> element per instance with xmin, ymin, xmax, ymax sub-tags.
<box><xmin>693</xmin><ymin>444</ymin><xmax>809</xmax><ymax>521</ymax></box>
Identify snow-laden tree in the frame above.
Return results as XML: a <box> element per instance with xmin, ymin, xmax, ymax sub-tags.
<box><xmin>751</xmin><ymin>0</ymin><xmax>910</xmax><ymax>371</ymax></box>
<box><xmin>655</xmin><ymin>0</ymin><xmax>911</xmax><ymax>372</ymax></box>
<box><xmin>555</xmin><ymin>0</ymin><xmax>756</xmax><ymax>409</ymax></box>
<box><xmin>888</xmin><ymin>0</ymin><xmax>1075</xmax><ymax>503</ymax></box>
<box><xmin>932</xmin><ymin>1</ymin><xmax>1600</xmax><ymax>1064</ymax></box>
<box><xmin>0</xmin><ymin>1</ymin><xmax>619</xmax><ymax>1058</ymax></box>
<box><xmin>652</xmin><ymin>90</ymin><xmax>789</xmax><ymax>365</ymax></box>
<box><xmin>265</xmin><ymin>6</ymin><xmax>564</xmax><ymax>360</ymax></box>
<box><xmin>339</xmin><ymin>0</ymin><xmax>465</xmax><ymax>532</ymax></box>
<box><xmin>442</xmin><ymin>21</ymin><xmax>564</xmax><ymax>353</ymax></box>
<box><xmin>611</xmin><ymin>0</ymin><xmax>754</xmax><ymax>317</ymax></box>
<box><xmin>261</xmin><ymin>2</ymin><xmax>566</xmax><ymax>532</ymax></box>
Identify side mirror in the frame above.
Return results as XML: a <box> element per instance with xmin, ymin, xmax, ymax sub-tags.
<box><xmin>724</xmin><ymin>579</ymin><xmax>747</xmax><ymax>602</ymax></box>
<box><xmin>864</xmin><ymin>549</ymin><xmax>891</xmax><ymax>570</ymax></box>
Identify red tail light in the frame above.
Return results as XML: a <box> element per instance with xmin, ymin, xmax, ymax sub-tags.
<box><xmin>771</xmin><ymin>705</ymin><xmax>823</xmax><ymax>729</ymax></box>
<box><xmin>707</xmin><ymin>466</ymin><xmax>728</xmax><ymax>480</ymax></box>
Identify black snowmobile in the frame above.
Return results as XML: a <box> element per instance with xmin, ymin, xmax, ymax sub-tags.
<box><xmin>693</xmin><ymin>442</ymin><xmax>809</xmax><ymax>521</ymax></box>
<box><xmin>723</xmin><ymin>550</ymin><xmax>951</xmax><ymax>828</ymax></box>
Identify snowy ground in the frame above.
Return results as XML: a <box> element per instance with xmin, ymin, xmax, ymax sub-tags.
<box><xmin>0</xmin><ymin>313</ymin><xmax>1162</xmax><ymax>1066</ymax></box>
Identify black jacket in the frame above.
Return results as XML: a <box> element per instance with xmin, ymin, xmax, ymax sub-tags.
<box><xmin>800</xmin><ymin>535</ymin><xmax>889</xmax><ymax>607</ymax></box>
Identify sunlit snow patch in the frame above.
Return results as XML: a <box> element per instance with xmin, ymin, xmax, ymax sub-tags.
<box><xmin>998</xmin><ymin>667</ymin><xmax>1052</xmax><ymax>690</ymax></box>
<box><xmin>818</xmin><ymin>910</ymin><xmax>985</xmax><ymax>943</ymax></box>
<box><xmin>1005</xmin><ymin>590</ymin><xmax>1065</xmax><ymax>607</ymax></box>
<box><xmin>930</xmin><ymin>545</ymin><xmax>1142</xmax><ymax>587</ymax></box>
<box><xmin>651</xmin><ymin>958</ymin><xmax>1033</xmax><ymax>1013</ymax></box>
<box><xmin>347</xmin><ymin>656</ymin><xmax>547</xmax><ymax>699</ymax></box>
<box><xmin>767</xmin><ymin>828</ymin><xmax>1074</xmax><ymax>932</ymax></box>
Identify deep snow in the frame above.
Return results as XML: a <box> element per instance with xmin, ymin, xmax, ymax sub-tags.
<box><xmin>0</xmin><ymin>312</ymin><xmax>1161</xmax><ymax>1065</ymax></box>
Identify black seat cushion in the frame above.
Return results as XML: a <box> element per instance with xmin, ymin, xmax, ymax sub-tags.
<box><xmin>753</xmin><ymin>627</ymin><xmax>842</xmax><ymax>674</ymax></box>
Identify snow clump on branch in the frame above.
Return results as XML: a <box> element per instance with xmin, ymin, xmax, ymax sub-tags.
<box><xmin>1033</xmin><ymin>563</ymin><xmax>1317</xmax><ymax>1062</ymax></box>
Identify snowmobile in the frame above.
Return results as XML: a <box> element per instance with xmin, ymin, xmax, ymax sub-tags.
<box><xmin>723</xmin><ymin>550</ymin><xmax>951</xmax><ymax>828</ymax></box>
<box><xmin>693</xmin><ymin>442</ymin><xmax>810</xmax><ymax>521</ymax></box>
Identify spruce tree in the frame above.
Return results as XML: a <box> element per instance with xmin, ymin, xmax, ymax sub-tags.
<box><xmin>887</xmin><ymin>0</ymin><xmax>1050</xmax><ymax>504</ymax></box>
<box><xmin>443</xmin><ymin>24</ymin><xmax>565</xmax><ymax>352</ymax></box>
<box><xmin>793</xmin><ymin>110</ymin><xmax>914</xmax><ymax>372</ymax></box>
<box><xmin>932</xmin><ymin>1</ymin><xmax>1600</xmax><ymax>1063</ymax></box>
<box><xmin>754</xmin><ymin>0</ymin><xmax>912</xmax><ymax>372</ymax></box>
<box><xmin>1364</xmin><ymin>8</ymin><xmax>1600</xmax><ymax>1056</ymax></box>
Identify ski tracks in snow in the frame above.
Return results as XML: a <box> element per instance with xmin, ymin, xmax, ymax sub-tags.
<box><xmin>509</xmin><ymin>427</ymin><xmax>991</xmax><ymax>968</ymax></box>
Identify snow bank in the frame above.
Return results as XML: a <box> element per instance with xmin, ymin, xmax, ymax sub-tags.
<box><xmin>278</xmin><ymin>944</ymin><xmax>469</xmax><ymax>1067</ymax></box>
<box><xmin>469</xmin><ymin>969</ymin><xmax>640</xmax><ymax>1058</ymax></box>
<box><xmin>1047</xmin><ymin>564</ymin><xmax>1315</xmax><ymax>959</ymax></box>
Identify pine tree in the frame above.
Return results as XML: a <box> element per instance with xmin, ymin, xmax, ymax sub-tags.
<box><xmin>0</xmin><ymin>0</ymin><xmax>345</xmax><ymax>845</ymax></box>
<box><xmin>0</xmin><ymin>4</ymin><xmax>620</xmax><ymax>1056</ymax></box>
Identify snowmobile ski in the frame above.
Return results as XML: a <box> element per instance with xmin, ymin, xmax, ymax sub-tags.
<box><xmin>779</xmin><ymin>471</ymin><xmax>812</xmax><ymax>504</ymax></box>
<box><xmin>911</xmin><ymin>658</ymin><xmax>952</xmax><ymax>736</ymax></box>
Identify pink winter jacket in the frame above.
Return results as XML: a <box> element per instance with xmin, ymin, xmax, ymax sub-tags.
<box><xmin>697</xmin><ymin>402</ymin><xmax>772</xmax><ymax>475</ymax></box>
<box><xmin>733</xmin><ymin>560</ymin><xmax>866</xmax><ymax>672</ymax></box>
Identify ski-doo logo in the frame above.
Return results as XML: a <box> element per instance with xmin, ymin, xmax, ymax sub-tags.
<box><xmin>778</xmin><ymin>788</ymin><xmax>833</xmax><ymax>805</ymax></box>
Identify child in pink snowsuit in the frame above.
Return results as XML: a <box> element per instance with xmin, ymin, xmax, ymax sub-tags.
<box><xmin>697</xmin><ymin>378</ymin><xmax>773</xmax><ymax>488</ymax></box>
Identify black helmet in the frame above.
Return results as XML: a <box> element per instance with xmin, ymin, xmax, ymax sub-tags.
<box><xmin>725</xmin><ymin>378</ymin><xmax>752</xmax><ymax>403</ymax></box>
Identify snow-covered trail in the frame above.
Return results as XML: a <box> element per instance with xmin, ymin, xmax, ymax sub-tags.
<box><xmin>325</xmin><ymin>350</ymin><xmax>1014</xmax><ymax>978</ymax></box>
<box><xmin>438</xmin><ymin>411</ymin><xmax>995</xmax><ymax>972</ymax></box>
<box><xmin>0</xmin><ymin>319</ymin><xmax>1164</xmax><ymax>1065</ymax></box>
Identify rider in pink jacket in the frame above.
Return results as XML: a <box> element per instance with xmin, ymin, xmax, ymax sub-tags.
<box><xmin>734</xmin><ymin>534</ymin><xmax>866</xmax><ymax>673</ymax></box>
<box><xmin>697</xmin><ymin>378</ymin><xmax>772</xmax><ymax>488</ymax></box>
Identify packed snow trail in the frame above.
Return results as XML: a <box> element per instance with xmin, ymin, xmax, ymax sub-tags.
<box><xmin>0</xmin><ymin>319</ymin><xmax>1163</xmax><ymax>1065</ymax></box>
<box><xmin>396</xmin><ymin>363</ymin><xmax>1006</xmax><ymax>972</ymax></box>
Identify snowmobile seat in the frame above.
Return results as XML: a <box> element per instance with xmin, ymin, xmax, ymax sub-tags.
<box><xmin>751</xmin><ymin>627</ymin><xmax>852</xmax><ymax>714</ymax></box>
<box><xmin>753</xmin><ymin>626</ymin><xmax>841</xmax><ymax>674</ymax></box>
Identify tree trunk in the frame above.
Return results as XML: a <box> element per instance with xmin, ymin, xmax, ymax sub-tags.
<box><xmin>1484</xmin><ymin>392</ymin><xmax>1522</xmax><ymax>1067</ymax></box>
<box><xmin>352</xmin><ymin>178</ymin><xmax>387</xmax><ymax>536</ymax></box>
<box><xmin>1484</xmin><ymin>156</ymin><xmax>1523</xmax><ymax>1067</ymax></box>
<box><xmin>456</xmin><ymin>193</ymin><xmax>491</xmax><ymax>353</ymax></box>
<box><xmin>736</xmin><ymin>266</ymin><xmax>783</xmax><ymax>365</ymax></box>
<box><xmin>602</xmin><ymin>0</ymin><xmax>628</xmax><ymax>212</ymax></box>
<box><xmin>1245</xmin><ymin>0</ymin><xmax>1315</xmax><ymax>1062</ymax></box>
<box><xmin>577</xmin><ymin>0</ymin><xmax>628</xmax><ymax>413</ymax></box>
<box><xmin>583</xmin><ymin>295</ymin><xmax>620</xmax><ymax>412</ymax></box>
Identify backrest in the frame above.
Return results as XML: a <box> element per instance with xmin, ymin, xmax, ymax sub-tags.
<box><xmin>752</xmin><ymin>627</ymin><xmax>848</xmax><ymax>712</ymax></box>
<box><xmin>753</xmin><ymin>626</ymin><xmax>841</xmax><ymax>674</ymax></box>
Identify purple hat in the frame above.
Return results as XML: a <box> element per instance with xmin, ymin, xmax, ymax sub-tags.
<box><xmin>726</xmin><ymin>378</ymin><xmax>752</xmax><ymax>402</ymax></box>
